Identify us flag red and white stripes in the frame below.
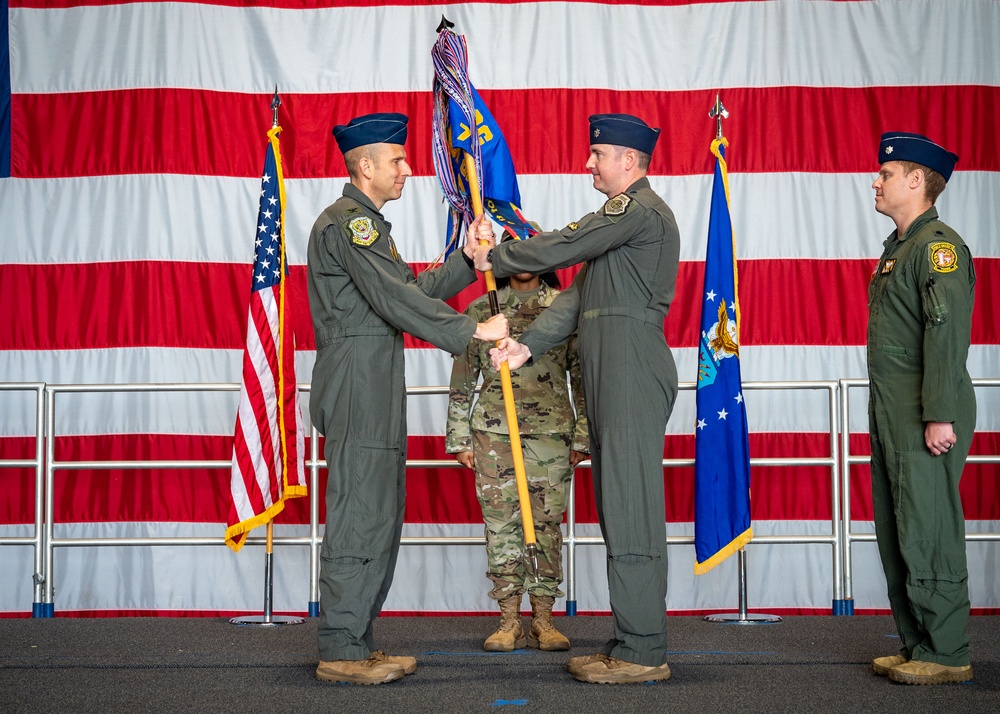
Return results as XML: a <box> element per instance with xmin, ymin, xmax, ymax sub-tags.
<box><xmin>225</xmin><ymin>126</ymin><xmax>306</xmax><ymax>552</ymax></box>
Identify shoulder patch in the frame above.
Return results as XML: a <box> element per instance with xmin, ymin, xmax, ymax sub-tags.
<box><xmin>566</xmin><ymin>221</ymin><xmax>580</xmax><ymax>231</ymax></box>
<box><xmin>929</xmin><ymin>241</ymin><xmax>958</xmax><ymax>273</ymax></box>
<box><xmin>347</xmin><ymin>216</ymin><xmax>379</xmax><ymax>247</ymax></box>
<box><xmin>600</xmin><ymin>193</ymin><xmax>632</xmax><ymax>217</ymax></box>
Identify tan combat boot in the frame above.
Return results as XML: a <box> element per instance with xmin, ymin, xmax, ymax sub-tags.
<box><xmin>527</xmin><ymin>594</ymin><xmax>570</xmax><ymax>651</ymax></box>
<box><xmin>315</xmin><ymin>655</ymin><xmax>405</xmax><ymax>685</ymax></box>
<box><xmin>483</xmin><ymin>595</ymin><xmax>526</xmax><ymax>651</ymax></box>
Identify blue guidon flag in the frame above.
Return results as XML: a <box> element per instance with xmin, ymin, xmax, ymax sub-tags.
<box><xmin>431</xmin><ymin>27</ymin><xmax>536</xmax><ymax>254</ymax></box>
<box><xmin>694</xmin><ymin>137</ymin><xmax>753</xmax><ymax>575</ymax></box>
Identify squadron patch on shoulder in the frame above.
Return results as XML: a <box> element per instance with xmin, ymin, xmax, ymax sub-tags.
<box><xmin>881</xmin><ymin>259</ymin><xmax>896</xmax><ymax>274</ymax></box>
<box><xmin>601</xmin><ymin>193</ymin><xmax>632</xmax><ymax>217</ymax></box>
<box><xmin>348</xmin><ymin>216</ymin><xmax>379</xmax><ymax>247</ymax></box>
<box><xmin>929</xmin><ymin>241</ymin><xmax>958</xmax><ymax>273</ymax></box>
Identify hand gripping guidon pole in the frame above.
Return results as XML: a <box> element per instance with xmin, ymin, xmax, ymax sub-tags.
<box><xmin>462</xmin><ymin>151</ymin><xmax>540</xmax><ymax>581</ymax></box>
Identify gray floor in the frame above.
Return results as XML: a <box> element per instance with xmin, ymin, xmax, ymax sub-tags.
<box><xmin>1</xmin><ymin>615</ymin><xmax>997</xmax><ymax>713</ymax></box>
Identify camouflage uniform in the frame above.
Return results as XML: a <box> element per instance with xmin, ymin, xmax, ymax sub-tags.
<box><xmin>447</xmin><ymin>284</ymin><xmax>588</xmax><ymax>600</ymax></box>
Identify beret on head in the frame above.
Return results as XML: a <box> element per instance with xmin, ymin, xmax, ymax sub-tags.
<box><xmin>878</xmin><ymin>132</ymin><xmax>959</xmax><ymax>182</ymax></box>
<box><xmin>333</xmin><ymin>112</ymin><xmax>408</xmax><ymax>154</ymax></box>
<box><xmin>588</xmin><ymin>113</ymin><xmax>660</xmax><ymax>155</ymax></box>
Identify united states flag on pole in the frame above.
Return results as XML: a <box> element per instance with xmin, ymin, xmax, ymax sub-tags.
<box><xmin>225</xmin><ymin>125</ymin><xmax>306</xmax><ymax>552</ymax></box>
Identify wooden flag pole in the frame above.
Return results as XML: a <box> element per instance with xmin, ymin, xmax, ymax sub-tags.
<box><xmin>462</xmin><ymin>152</ymin><xmax>540</xmax><ymax>579</ymax></box>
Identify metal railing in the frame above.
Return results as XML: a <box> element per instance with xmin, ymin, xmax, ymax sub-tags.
<box><xmin>839</xmin><ymin>378</ymin><xmax>1000</xmax><ymax>608</ymax></box>
<box><xmin>1</xmin><ymin>377</ymin><xmax>995</xmax><ymax>616</ymax></box>
<box><xmin>562</xmin><ymin>380</ymin><xmax>844</xmax><ymax>614</ymax></box>
<box><xmin>39</xmin><ymin>383</ymin><xmax>323</xmax><ymax>615</ymax></box>
<box><xmin>0</xmin><ymin>384</ymin><xmax>46</xmax><ymax>615</ymax></box>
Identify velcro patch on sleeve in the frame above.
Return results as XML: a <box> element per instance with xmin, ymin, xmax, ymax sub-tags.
<box><xmin>600</xmin><ymin>193</ymin><xmax>632</xmax><ymax>218</ymax></box>
<box><xmin>929</xmin><ymin>241</ymin><xmax>958</xmax><ymax>273</ymax></box>
<box><xmin>347</xmin><ymin>216</ymin><xmax>379</xmax><ymax>247</ymax></box>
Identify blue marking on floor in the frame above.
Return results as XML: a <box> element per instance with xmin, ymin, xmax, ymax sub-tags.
<box><xmin>489</xmin><ymin>699</ymin><xmax>528</xmax><ymax>706</ymax></box>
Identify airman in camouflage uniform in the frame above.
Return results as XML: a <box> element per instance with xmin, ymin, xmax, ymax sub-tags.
<box><xmin>447</xmin><ymin>278</ymin><xmax>588</xmax><ymax>651</ymax></box>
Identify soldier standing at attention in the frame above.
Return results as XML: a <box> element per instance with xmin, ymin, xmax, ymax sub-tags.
<box><xmin>307</xmin><ymin>113</ymin><xmax>507</xmax><ymax>685</ymax></box>
<box><xmin>446</xmin><ymin>251</ymin><xmax>589</xmax><ymax>653</ymax></box>
<box><xmin>474</xmin><ymin>114</ymin><xmax>679</xmax><ymax>684</ymax></box>
<box><xmin>867</xmin><ymin>132</ymin><xmax>976</xmax><ymax>685</ymax></box>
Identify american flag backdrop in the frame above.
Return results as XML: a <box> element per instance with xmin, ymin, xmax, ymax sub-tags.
<box><xmin>0</xmin><ymin>0</ymin><xmax>997</xmax><ymax>615</ymax></box>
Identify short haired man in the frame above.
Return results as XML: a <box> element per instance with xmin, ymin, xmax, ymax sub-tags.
<box><xmin>867</xmin><ymin>132</ymin><xmax>976</xmax><ymax>685</ymax></box>
<box><xmin>474</xmin><ymin>113</ymin><xmax>680</xmax><ymax>684</ymax></box>
<box><xmin>307</xmin><ymin>112</ymin><xmax>506</xmax><ymax>685</ymax></box>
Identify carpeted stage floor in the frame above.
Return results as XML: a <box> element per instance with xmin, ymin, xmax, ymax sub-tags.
<box><xmin>1</xmin><ymin>614</ymin><xmax>997</xmax><ymax>713</ymax></box>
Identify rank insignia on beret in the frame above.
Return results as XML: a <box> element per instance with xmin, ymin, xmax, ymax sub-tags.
<box><xmin>593</xmin><ymin>128</ymin><xmax>601</xmax><ymax>138</ymax></box>
<box><xmin>884</xmin><ymin>146</ymin><xmax>893</xmax><ymax>155</ymax></box>
<box><xmin>601</xmin><ymin>194</ymin><xmax>632</xmax><ymax>217</ymax></box>
<box><xmin>881</xmin><ymin>259</ymin><xmax>896</xmax><ymax>274</ymax></box>
<box><xmin>348</xmin><ymin>216</ymin><xmax>379</xmax><ymax>247</ymax></box>
<box><xmin>929</xmin><ymin>241</ymin><xmax>958</xmax><ymax>273</ymax></box>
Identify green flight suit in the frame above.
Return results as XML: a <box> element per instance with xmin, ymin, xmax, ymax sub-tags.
<box><xmin>867</xmin><ymin>205</ymin><xmax>977</xmax><ymax>667</ymax></box>
<box><xmin>490</xmin><ymin>177</ymin><xmax>680</xmax><ymax>666</ymax></box>
<box><xmin>307</xmin><ymin>183</ymin><xmax>477</xmax><ymax>662</ymax></box>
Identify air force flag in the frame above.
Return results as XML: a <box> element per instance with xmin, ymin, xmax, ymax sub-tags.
<box><xmin>694</xmin><ymin>137</ymin><xmax>753</xmax><ymax>575</ymax></box>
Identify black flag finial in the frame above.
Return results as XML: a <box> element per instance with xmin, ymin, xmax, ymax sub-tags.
<box><xmin>437</xmin><ymin>15</ymin><xmax>454</xmax><ymax>32</ymax></box>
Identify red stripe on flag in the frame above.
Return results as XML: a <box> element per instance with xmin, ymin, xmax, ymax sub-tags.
<box><xmin>12</xmin><ymin>86</ymin><xmax>1000</xmax><ymax>179</ymax></box>
<box><xmin>2</xmin><ymin>432</ymin><xmax>997</xmax><ymax>524</ymax></box>
<box><xmin>3</xmin><ymin>259</ymin><xmax>997</xmax><ymax>351</ymax></box>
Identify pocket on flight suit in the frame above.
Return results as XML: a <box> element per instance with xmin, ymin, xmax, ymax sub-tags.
<box><xmin>350</xmin><ymin>438</ymin><xmax>400</xmax><ymax>519</ymax></box>
<box><xmin>895</xmin><ymin>448</ymin><xmax>951</xmax><ymax>578</ymax></box>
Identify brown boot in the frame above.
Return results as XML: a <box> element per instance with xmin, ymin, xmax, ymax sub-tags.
<box><xmin>483</xmin><ymin>595</ymin><xmax>526</xmax><ymax>652</ymax></box>
<box><xmin>527</xmin><ymin>594</ymin><xmax>570</xmax><ymax>651</ymax></box>
<box><xmin>315</xmin><ymin>655</ymin><xmax>405</xmax><ymax>685</ymax></box>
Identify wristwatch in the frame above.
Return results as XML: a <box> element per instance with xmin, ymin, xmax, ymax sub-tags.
<box><xmin>486</xmin><ymin>248</ymin><xmax>494</xmax><ymax>264</ymax></box>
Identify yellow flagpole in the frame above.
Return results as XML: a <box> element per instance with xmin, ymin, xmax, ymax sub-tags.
<box><xmin>462</xmin><ymin>152</ymin><xmax>540</xmax><ymax>577</ymax></box>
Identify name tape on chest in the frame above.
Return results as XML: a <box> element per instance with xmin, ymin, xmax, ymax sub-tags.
<box><xmin>348</xmin><ymin>216</ymin><xmax>379</xmax><ymax>247</ymax></box>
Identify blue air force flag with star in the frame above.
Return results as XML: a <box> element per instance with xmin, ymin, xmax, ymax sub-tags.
<box><xmin>694</xmin><ymin>137</ymin><xmax>753</xmax><ymax>575</ymax></box>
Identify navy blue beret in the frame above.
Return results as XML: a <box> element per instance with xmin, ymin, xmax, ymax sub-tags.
<box><xmin>878</xmin><ymin>132</ymin><xmax>959</xmax><ymax>182</ymax></box>
<box><xmin>588</xmin><ymin>113</ymin><xmax>660</xmax><ymax>155</ymax></box>
<box><xmin>333</xmin><ymin>113</ymin><xmax>408</xmax><ymax>154</ymax></box>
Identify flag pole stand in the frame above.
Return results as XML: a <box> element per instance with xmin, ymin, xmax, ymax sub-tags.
<box><xmin>231</xmin><ymin>521</ymin><xmax>303</xmax><ymax>626</ymax></box>
<box><xmin>704</xmin><ymin>548</ymin><xmax>781</xmax><ymax>625</ymax></box>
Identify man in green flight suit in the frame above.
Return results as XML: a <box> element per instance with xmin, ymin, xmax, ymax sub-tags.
<box><xmin>307</xmin><ymin>113</ymin><xmax>507</xmax><ymax>685</ymax></box>
<box><xmin>866</xmin><ymin>132</ymin><xmax>976</xmax><ymax>685</ymax></box>
<box><xmin>474</xmin><ymin>113</ymin><xmax>679</xmax><ymax>684</ymax></box>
